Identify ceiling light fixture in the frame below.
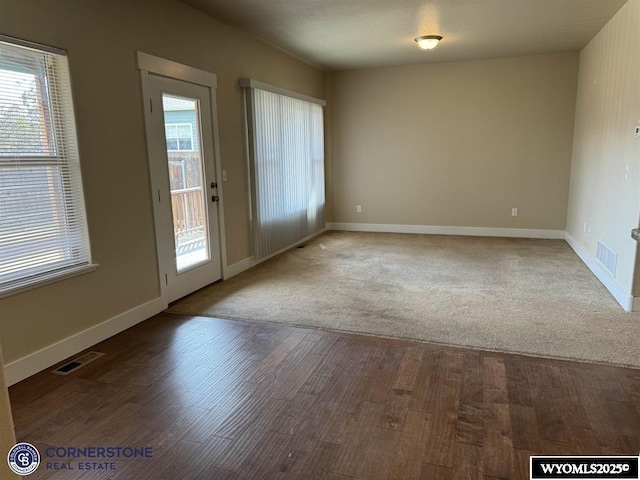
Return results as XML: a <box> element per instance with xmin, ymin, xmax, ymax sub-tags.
<box><xmin>415</xmin><ymin>35</ymin><xmax>442</xmax><ymax>50</ymax></box>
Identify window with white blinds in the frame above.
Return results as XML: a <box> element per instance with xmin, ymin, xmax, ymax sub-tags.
<box><xmin>0</xmin><ymin>36</ymin><xmax>93</xmax><ymax>296</ymax></box>
<box><xmin>242</xmin><ymin>80</ymin><xmax>325</xmax><ymax>260</ymax></box>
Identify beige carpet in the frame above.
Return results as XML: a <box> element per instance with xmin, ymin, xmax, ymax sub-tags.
<box><xmin>169</xmin><ymin>231</ymin><xmax>640</xmax><ymax>367</ymax></box>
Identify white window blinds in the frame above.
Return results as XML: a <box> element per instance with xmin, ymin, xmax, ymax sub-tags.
<box><xmin>0</xmin><ymin>37</ymin><xmax>93</xmax><ymax>295</ymax></box>
<box><xmin>242</xmin><ymin>80</ymin><xmax>325</xmax><ymax>260</ymax></box>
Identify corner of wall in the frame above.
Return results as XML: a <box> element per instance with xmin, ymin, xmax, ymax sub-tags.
<box><xmin>0</xmin><ymin>344</ymin><xmax>18</xmax><ymax>479</ymax></box>
<box><xmin>564</xmin><ymin>0</ymin><xmax>640</xmax><ymax>301</ymax></box>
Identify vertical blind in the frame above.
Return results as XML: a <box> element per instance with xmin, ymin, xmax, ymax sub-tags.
<box><xmin>0</xmin><ymin>37</ymin><xmax>92</xmax><ymax>294</ymax></box>
<box><xmin>245</xmin><ymin>84</ymin><xmax>325</xmax><ymax>260</ymax></box>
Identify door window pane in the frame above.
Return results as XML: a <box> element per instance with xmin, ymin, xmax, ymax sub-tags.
<box><xmin>162</xmin><ymin>94</ymin><xmax>209</xmax><ymax>272</ymax></box>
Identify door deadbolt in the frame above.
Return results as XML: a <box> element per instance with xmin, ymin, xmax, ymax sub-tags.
<box><xmin>211</xmin><ymin>195</ymin><xmax>220</xmax><ymax>203</ymax></box>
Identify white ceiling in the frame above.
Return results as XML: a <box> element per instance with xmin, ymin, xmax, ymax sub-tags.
<box><xmin>184</xmin><ymin>0</ymin><xmax>628</xmax><ymax>71</ymax></box>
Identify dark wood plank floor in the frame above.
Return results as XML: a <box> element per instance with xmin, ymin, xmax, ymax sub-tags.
<box><xmin>9</xmin><ymin>313</ymin><xmax>640</xmax><ymax>479</ymax></box>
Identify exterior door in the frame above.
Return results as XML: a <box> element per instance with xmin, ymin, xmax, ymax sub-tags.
<box><xmin>144</xmin><ymin>74</ymin><xmax>222</xmax><ymax>304</ymax></box>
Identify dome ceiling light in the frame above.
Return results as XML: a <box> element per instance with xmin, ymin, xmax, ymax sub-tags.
<box><xmin>415</xmin><ymin>35</ymin><xmax>443</xmax><ymax>50</ymax></box>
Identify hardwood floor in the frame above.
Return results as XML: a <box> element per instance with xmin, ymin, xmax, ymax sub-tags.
<box><xmin>9</xmin><ymin>313</ymin><xmax>640</xmax><ymax>479</ymax></box>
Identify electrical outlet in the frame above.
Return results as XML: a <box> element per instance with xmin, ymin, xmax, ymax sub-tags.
<box><xmin>222</xmin><ymin>170</ymin><xmax>228</xmax><ymax>182</ymax></box>
<box><xmin>625</xmin><ymin>164</ymin><xmax>630</xmax><ymax>179</ymax></box>
<box><xmin>583</xmin><ymin>222</ymin><xmax>588</xmax><ymax>233</ymax></box>
<box><xmin>635</xmin><ymin>125</ymin><xmax>640</xmax><ymax>138</ymax></box>
<box><xmin>356</xmin><ymin>205</ymin><xmax>362</xmax><ymax>213</ymax></box>
<box><xmin>511</xmin><ymin>208</ymin><xmax>518</xmax><ymax>217</ymax></box>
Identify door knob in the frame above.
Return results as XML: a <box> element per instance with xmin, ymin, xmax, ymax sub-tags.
<box><xmin>211</xmin><ymin>195</ymin><xmax>219</xmax><ymax>203</ymax></box>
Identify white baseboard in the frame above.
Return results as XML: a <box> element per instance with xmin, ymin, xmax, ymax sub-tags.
<box><xmin>564</xmin><ymin>233</ymin><xmax>634</xmax><ymax>312</ymax></box>
<box><xmin>224</xmin><ymin>256</ymin><xmax>254</xmax><ymax>279</ymax></box>
<box><xmin>633</xmin><ymin>296</ymin><xmax>640</xmax><ymax>313</ymax></box>
<box><xmin>224</xmin><ymin>229</ymin><xmax>328</xmax><ymax>278</ymax></box>
<box><xmin>326</xmin><ymin>222</ymin><xmax>565</xmax><ymax>240</ymax></box>
<box><xmin>254</xmin><ymin>228</ymin><xmax>328</xmax><ymax>265</ymax></box>
<box><xmin>4</xmin><ymin>298</ymin><xmax>164</xmax><ymax>386</ymax></box>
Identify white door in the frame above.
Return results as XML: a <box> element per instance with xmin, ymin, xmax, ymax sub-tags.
<box><xmin>144</xmin><ymin>74</ymin><xmax>222</xmax><ymax>304</ymax></box>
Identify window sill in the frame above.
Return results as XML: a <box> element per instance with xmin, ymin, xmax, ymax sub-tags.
<box><xmin>0</xmin><ymin>264</ymin><xmax>99</xmax><ymax>300</ymax></box>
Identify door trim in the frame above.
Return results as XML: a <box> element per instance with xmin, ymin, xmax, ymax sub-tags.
<box><xmin>137</xmin><ymin>52</ymin><xmax>228</xmax><ymax>307</ymax></box>
<box><xmin>138</xmin><ymin>52</ymin><xmax>217</xmax><ymax>89</ymax></box>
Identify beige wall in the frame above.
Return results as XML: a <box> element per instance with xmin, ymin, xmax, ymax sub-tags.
<box><xmin>0</xmin><ymin>0</ymin><xmax>324</xmax><ymax>366</ymax></box>
<box><xmin>566</xmin><ymin>0</ymin><xmax>640</xmax><ymax>296</ymax></box>
<box><xmin>327</xmin><ymin>53</ymin><xmax>579</xmax><ymax>230</ymax></box>
<box><xmin>0</xmin><ymin>348</ymin><xmax>18</xmax><ymax>479</ymax></box>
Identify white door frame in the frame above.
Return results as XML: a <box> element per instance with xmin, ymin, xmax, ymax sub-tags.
<box><xmin>137</xmin><ymin>52</ymin><xmax>228</xmax><ymax>307</ymax></box>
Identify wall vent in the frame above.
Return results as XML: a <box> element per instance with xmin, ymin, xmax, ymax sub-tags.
<box><xmin>596</xmin><ymin>240</ymin><xmax>617</xmax><ymax>277</ymax></box>
<box><xmin>51</xmin><ymin>351</ymin><xmax>105</xmax><ymax>376</ymax></box>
